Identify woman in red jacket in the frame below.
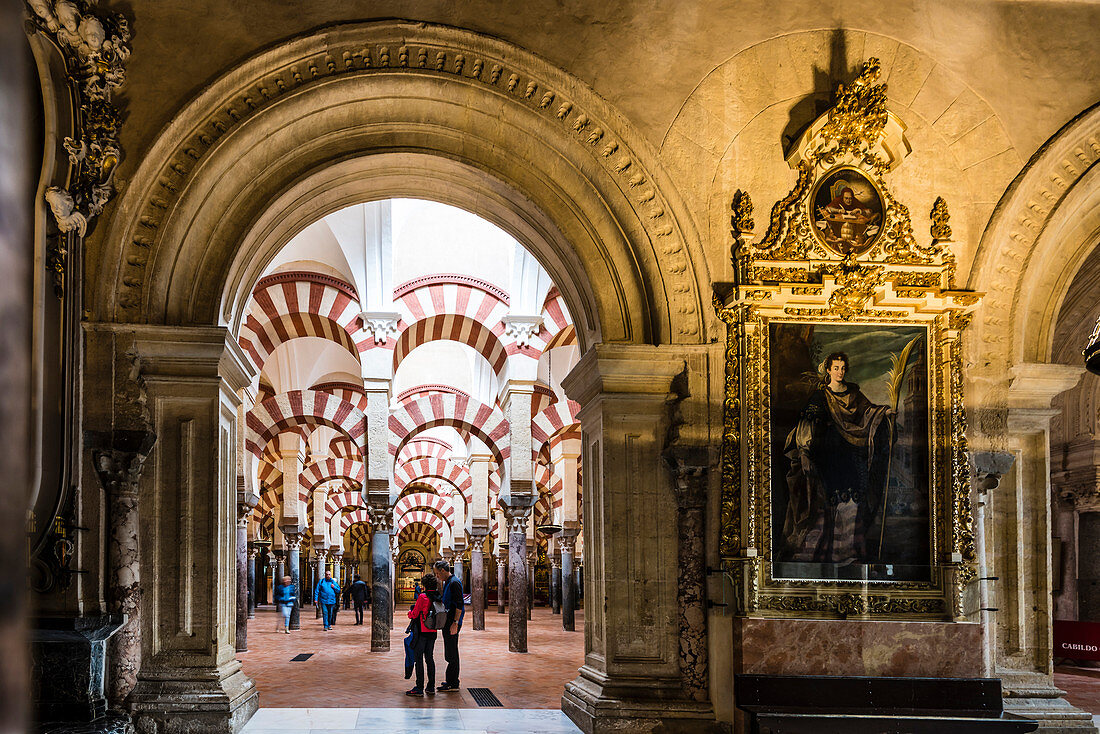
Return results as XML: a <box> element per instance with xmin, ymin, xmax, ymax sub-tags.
<box><xmin>406</xmin><ymin>573</ymin><xmax>442</xmax><ymax>696</ymax></box>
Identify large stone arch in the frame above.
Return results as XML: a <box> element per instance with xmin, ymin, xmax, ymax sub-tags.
<box><xmin>94</xmin><ymin>21</ymin><xmax>710</xmax><ymax>347</ymax></box>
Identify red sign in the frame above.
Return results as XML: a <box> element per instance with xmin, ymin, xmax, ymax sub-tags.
<box><xmin>1054</xmin><ymin>620</ymin><xmax>1100</xmax><ymax>661</ymax></box>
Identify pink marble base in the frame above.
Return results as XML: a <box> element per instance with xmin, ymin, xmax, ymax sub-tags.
<box><xmin>734</xmin><ymin>617</ymin><xmax>982</xmax><ymax>677</ymax></box>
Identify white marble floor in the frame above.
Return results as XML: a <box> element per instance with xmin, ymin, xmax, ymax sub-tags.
<box><xmin>241</xmin><ymin>707</ymin><xmax>583</xmax><ymax>734</ymax></box>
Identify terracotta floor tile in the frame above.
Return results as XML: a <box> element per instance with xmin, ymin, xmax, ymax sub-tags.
<box><xmin>240</xmin><ymin>605</ymin><xmax>585</xmax><ymax>709</ymax></box>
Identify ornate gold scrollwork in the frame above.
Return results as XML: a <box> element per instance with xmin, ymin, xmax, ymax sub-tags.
<box><xmin>716</xmin><ymin>58</ymin><xmax>981</xmax><ymax>621</ymax></box>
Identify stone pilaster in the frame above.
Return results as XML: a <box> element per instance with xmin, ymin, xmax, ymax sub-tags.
<box><xmin>369</xmin><ymin>505</ymin><xmax>394</xmax><ymax>651</ymax></box>
<box><xmin>86</xmin><ymin>429</ymin><xmax>156</xmax><ymax>710</ymax></box>
<box><xmin>469</xmin><ymin>532</ymin><xmax>488</xmax><ymax>630</ymax></box>
<box><xmin>559</xmin><ymin>344</ymin><xmax>717</xmax><ymax>733</ymax></box>
<box><xmin>504</xmin><ymin>505</ymin><xmax>533</xmax><ymax>652</ymax></box>
<box><xmin>992</xmin><ymin>363</ymin><xmax>1094</xmax><ymax>731</ymax></box>
<box><xmin>664</xmin><ymin>449</ymin><xmax>710</xmax><ymax>703</ymax></box>
<box><xmin>120</xmin><ymin>325</ymin><xmax>258</xmax><ymax>734</ymax></box>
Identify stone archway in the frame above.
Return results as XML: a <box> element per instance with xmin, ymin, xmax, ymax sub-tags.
<box><xmin>90</xmin><ymin>20</ymin><xmax>716</xmax><ymax>734</ymax></box>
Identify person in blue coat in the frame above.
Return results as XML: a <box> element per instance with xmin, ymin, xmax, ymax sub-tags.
<box><xmin>274</xmin><ymin>575</ymin><xmax>296</xmax><ymax>634</ymax></box>
<box><xmin>314</xmin><ymin>571</ymin><xmax>341</xmax><ymax>630</ymax></box>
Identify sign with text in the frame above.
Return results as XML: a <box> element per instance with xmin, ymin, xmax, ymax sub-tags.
<box><xmin>1054</xmin><ymin>620</ymin><xmax>1100</xmax><ymax>661</ymax></box>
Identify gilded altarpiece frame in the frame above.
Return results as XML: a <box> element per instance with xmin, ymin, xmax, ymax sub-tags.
<box><xmin>717</xmin><ymin>60</ymin><xmax>979</xmax><ymax>621</ymax></box>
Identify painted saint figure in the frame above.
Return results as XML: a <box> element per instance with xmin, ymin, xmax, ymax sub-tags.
<box><xmin>780</xmin><ymin>352</ymin><xmax>894</xmax><ymax>565</ymax></box>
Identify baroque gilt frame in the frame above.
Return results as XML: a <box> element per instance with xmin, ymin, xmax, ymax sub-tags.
<box><xmin>717</xmin><ymin>59</ymin><xmax>979</xmax><ymax>621</ymax></box>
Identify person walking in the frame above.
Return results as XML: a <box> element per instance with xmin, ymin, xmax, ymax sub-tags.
<box><xmin>314</xmin><ymin>570</ymin><xmax>341</xmax><ymax>630</ymax></box>
<box><xmin>350</xmin><ymin>574</ymin><xmax>369</xmax><ymax>625</ymax></box>
<box><xmin>433</xmin><ymin>559</ymin><xmax>465</xmax><ymax>692</ymax></box>
<box><xmin>274</xmin><ymin>575</ymin><xmax>296</xmax><ymax>634</ymax></box>
<box><xmin>406</xmin><ymin>573</ymin><xmax>444</xmax><ymax>697</ymax></box>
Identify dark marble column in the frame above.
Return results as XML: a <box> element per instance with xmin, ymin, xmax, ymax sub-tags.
<box><xmin>247</xmin><ymin>547</ymin><xmax>258</xmax><ymax>619</ymax></box>
<box><xmin>505</xmin><ymin>506</ymin><xmax>532</xmax><ymax>652</ymax></box>
<box><xmin>87</xmin><ymin>429</ymin><xmax>156</xmax><ymax>708</ymax></box>
<box><xmin>551</xmin><ymin>558</ymin><xmax>562</xmax><ymax>614</ymax></box>
<box><xmin>370</xmin><ymin>507</ymin><xmax>394</xmax><ymax>651</ymax></box>
<box><xmin>274</xmin><ymin>550</ymin><xmax>285</xmax><ymax>586</ymax></box>
<box><xmin>665</xmin><ymin>450</ymin><xmax>709</xmax><ymax>702</ymax></box>
<box><xmin>496</xmin><ymin>550</ymin><xmax>507</xmax><ymax>614</ymax></box>
<box><xmin>284</xmin><ymin>533</ymin><xmax>303</xmax><ymax>630</ymax></box>
<box><xmin>235</xmin><ymin>504</ymin><xmax>252</xmax><ymax>653</ymax></box>
<box><xmin>527</xmin><ymin>549</ymin><xmax>535</xmax><ymax>620</ymax></box>
<box><xmin>560</xmin><ymin>533</ymin><xmax>576</xmax><ymax>632</ymax></box>
<box><xmin>314</xmin><ymin>549</ymin><xmax>327</xmax><ymax>619</ymax></box>
<box><xmin>470</xmin><ymin>534</ymin><xmax>487</xmax><ymax>630</ymax></box>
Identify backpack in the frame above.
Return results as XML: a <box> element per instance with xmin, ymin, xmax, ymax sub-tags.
<box><xmin>422</xmin><ymin>596</ymin><xmax>448</xmax><ymax>631</ymax></box>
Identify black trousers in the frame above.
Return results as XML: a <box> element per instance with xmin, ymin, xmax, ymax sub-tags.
<box><xmin>414</xmin><ymin>631</ymin><xmax>437</xmax><ymax>690</ymax></box>
<box><xmin>442</xmin><ymin>628</ymin><xmax>460</xmax><ymax>686</ymax></box>
<box><xmin>354</xmin><ymin>601</ymin><xmax>365</xmax><ymax>624</ymax></box>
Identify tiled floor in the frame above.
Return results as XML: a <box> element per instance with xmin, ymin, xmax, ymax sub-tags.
<box><xmin>240</xmin><ymin>707</ymin><xmax>582</xmax><ymax>734</ymax></box>
<box><xmin>240</xmin><ymin>605</ymin><xmax>585</xmax><ymax>710</ymax></box>
<box><xmin>1054</xmin><ymin>665</ymin><xmax>1100</xmax><ymax>727</ymax></box>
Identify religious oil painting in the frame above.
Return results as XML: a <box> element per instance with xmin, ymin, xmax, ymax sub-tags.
<box><xmin>811</xmin><ymin>167</ymin><xmax>884</xmax><ymax>254</ymax></box>
<box><xmin>769</xmin><ymin>321</ymin><xmax>931</xmax><ymax>583</ymax></box>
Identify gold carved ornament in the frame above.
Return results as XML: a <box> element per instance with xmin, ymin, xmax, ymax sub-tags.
<box><xmin>715</xmin><ymin>58</ymin><xmax>980</xmax><ymax>620</ymax></box>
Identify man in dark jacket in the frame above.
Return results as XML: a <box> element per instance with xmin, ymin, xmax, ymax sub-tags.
<box><xmin>350</xmin><ymin>574</ymin><xmax>370</xmax><ymax>625</ymax></box>
<box><xmin>433</xmin><ymin>559</ymin><xmax>464</xmax><ymax>692</ymax></box>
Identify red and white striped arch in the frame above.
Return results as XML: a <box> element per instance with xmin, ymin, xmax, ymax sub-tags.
<box><xmin>396</xmin><ymin>509</ymin><xmax>447</xmax><ymax>537</ymax></box>
<box><xmin>393</xmin><ymin>314</ymin><xmax>510</xmax><ymax>378</ymax></box>
<box><xmin>339</xmin><ymin>509</ymin><xmax>373</xmax><ymax>535</ymax></box>
<box><xmin>300</xmin><ymin>458</ymin><xmax>365</xmax><ymax>494</ymax></box>
<box><xmin>397</xmin><ymin>521</ymin><xmax>441</xmax><ymax>553</ymax></box>
<box><xmin>394</xmin><ymin>492</ymin><xmax>454</xmax><ymax>524</ymax></box>
<box><xmin>329</xmin><ymin>436</ymin><xmax>362</xmax><ymax>459</ymax></box>
<box><xmin>531</xmin><ymin>401</ymin><xmax>581</xmax><ymax>451</ymax></box>
<box><xmin>396</xmin><ymin>437</ymin><xmax>454</xmax><ymax>465</ymax></box>
<box><xmin>324</xmin><ymin>491</ymin><xmax>366</xmax><ymax>521</ymax></box>
<box><xmin>312</xmin><ymin>381</ymin><xmax>368</xmax><ymax>412</ymax></box>
<box><xmin>394</xmin><ymin>457</ymin><xmax>472</xmax><ymax>496</ymax></box>
<box><xmin>389</xmin><ymin>394</ymin><xmax>509</xmax><ymax>468</ymax></box>
<box><xmin>238</xmin><ymin>272</ymin><xmax>366</xmax><ymax>372</ymax></box>
<box><xmin>245</xmin><ymin>390</ymin><xmax>365</xmax><ymax>458</ymax></box>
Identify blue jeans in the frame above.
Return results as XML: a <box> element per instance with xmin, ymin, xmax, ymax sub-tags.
<box><xmin>321</xmin><ymin>602</ymin><xmax>337</xmax><ymax>628</ymax></box>
<box><xmin>278</xmin><ymin>604</ymin><xmax>292</xmax><ymax>630</ymax></box>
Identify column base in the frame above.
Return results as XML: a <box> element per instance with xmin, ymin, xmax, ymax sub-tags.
<box><xmin>32</xmin><ymin>615</ymin><xmax>125</xmax><ymax>725</ymax></box>
<box><xmin>129</xmin><ymin>661</ymin><xmax>257</xmax><ymax>734</ymax></box>
<box><xmin>1001</xmin><ymin>674</ymin><xmax>1096</xmax><ymax>733</ymax></box>
<box><xmin>562</xmin><ymin>666</ymin><xmax>725</xmax><ymax>734</ymax></box>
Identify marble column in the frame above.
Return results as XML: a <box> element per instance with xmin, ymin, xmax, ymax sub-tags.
<box><xmin>87</xmin><ymin>429</ymin><xmax>156</xmax><ymax>709</ymax></box>
<box><xmin>235</xmin><ymin>502</ymin><xmax>254</xmax><ymax>653</ymax></box>
<box><xmin>496</xmin><ymin>549</ymin><xmax>507</xmax><ymax>614</ymax></box>
<box><xmin>313</xmin><ymin>549</ymin><xmax>327</xmax><ymax>618</ymax></box>
<box><xmin>274</xmin><ymin>550</ymin><xmax>285</xmax><ymax>586</ymax></box>
<box><xmin>527</xmin><ymin>549</ymin><xmax>535</xmax><ymax>620</ymax></box>
<box><xmin>469</xmin><ymin>533</ymin><xmax>488</xmax><ymax>630</ymax></box>
<box><xmin>551</xmin><ymin>558</ymin><xmax>562</xmax><ymax>615</ymax></box>
<box><xmin>333</xmin><ymin>551</ymin><xmax>343</xmax><ymax>588</ymax></box>
<box><xmin>969</xmin><ymin>451</ymin><xmax>1016</xmax><ymax>677</ymax></box>
<box><xmin>665</xmin><ymin>449</ymin><xmax>709</xmax><ymax>702</ymax></box>
<box><xmin>560</xmin><ymin>533</ymin><xmax>576</xmax><ymax>632</ymax></box>
<box><xmin>370</xmin><ymin>507</ymin><xmax>394</xmax><ymax>651</ymax></box>
<box><xmin>505</xmin><ymin>505</ymin><xmax>532</xmax><ymax>652</ymax></box>
<box><xmin>284</xmin><ymin>533</ymin><xmax>303</xmax><ymax>630</ymax></box>
<box><xmin>246</xmin><ymin>547</ymin><xmax>258</xmax><ymax>619</ymax></box>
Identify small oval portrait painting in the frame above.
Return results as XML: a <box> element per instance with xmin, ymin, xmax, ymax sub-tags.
<box><xmin>810</xmin><ymin>168</ymin><xmax>885</xmax><ymax>255</ymax></box>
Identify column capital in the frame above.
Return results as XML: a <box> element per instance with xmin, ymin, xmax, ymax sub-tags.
<box><xmin>272</xmin><ymin>549</ymin><xmax>286</xmax><ymax>561</ymax></box>
<box><xmin>247</xmin><ymin>546</ymin><xmax>261</xmax><ymax>560</ymax></box>
<box><xmin>282</xmin><ymin>531</ymin><xmax>303</xmax><ymax>551</ymax></box>
<box><xmin>314</xmin><ymin>548</ymin><xmax>328</xmax><ymax>560</ymax></box>
<box><xmin>502</xmin><ymin>315</ymin><xmax>544</xmax><ymax>349</ymax></box>
<box><xmin>559</xmin><ymin>533</ymin><xmax>577</xmax><ymax>554</ymax></box>
<box><xmin>560</xmin><ymin>343</ymin><xmax>686</xmax><ymax>407</ymax></box>
<box><xmin>968</xmin><ymin>451</ymin><xmax>1016</xmax><ymax>494</ymax></box>
<box><xmin>503</xmin><ymin>504</ymin><xmax>534</xmax><ymax>534</ymax></box>
<box><xmin>331</xmin><ymin>550</ymin><xmax>344</xmax><ymax>560</ymax></box>
<box><xmin>367</xmin><ymin>504</ymin><xmax>394</xmax><ymax>534</ymax></box>
<box><xmin>85</xmin><ymin>429</ymin><xmax>157</xmax><ymax>499</ymax></box>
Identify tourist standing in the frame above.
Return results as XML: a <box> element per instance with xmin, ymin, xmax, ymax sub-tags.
<box><xmin>433</xmin><ymin>559</ymin><xmax>465</xmax><ymax>692</ymax></box>
<box><xmin>274</xmin><ymin>575</ymin><xmax>296</xmax><ymax>634</ymax></box>
<box><xmin>314</xmin><ymin>570</ymin><xmax>341</xmax><ymax>630</ymax></box>
<box><xmin>406</xmin><ymin>573</ymin><xmax>443</xmax><ymax>697</ymax></box>
<box><xmin>350</xmin><ymin>574</ymin><xmax>369</xmax><ymax>625</ymax></box>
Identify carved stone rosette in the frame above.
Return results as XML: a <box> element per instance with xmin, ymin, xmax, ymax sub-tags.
<box><xmin>716</xmin><ymin>58</ymin><xmax>980</xmax><ymax>622</ymax></box>
<box><xmin>86</xmin><ymin>429</ymin><xmax>155</xmax><ymax>709</ymax></box>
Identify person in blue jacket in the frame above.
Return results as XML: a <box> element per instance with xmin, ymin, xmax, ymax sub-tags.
<box><xmin>314</xmin><ymin>570</ymin><xmax>341</xmax><ymax>630</ymax></box>
<box><xmin>274</xmin><ymin>575</ymin><xmax>296</xmax><ymax>634</ymax></box>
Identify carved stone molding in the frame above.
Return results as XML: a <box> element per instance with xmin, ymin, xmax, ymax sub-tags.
<box><xmin>502</xmin><ymin>315</ymin><xmax>544</xmax><ymax>348</ymax></box>
<box><xmin>358</xmin><ymin>311</ymin><xmax>401</xmax><ymax>345</ymax></box>
<box><xmin>100</xmin><ymin>21</ymin><xmax>706</xmax><ymax>345</ymax></box>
